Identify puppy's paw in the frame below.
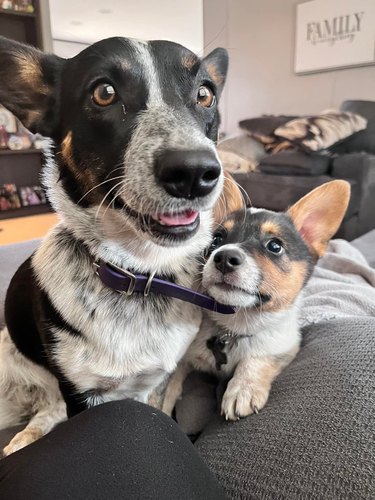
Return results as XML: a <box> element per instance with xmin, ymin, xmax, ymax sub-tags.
<box><xmin>3</xmin><ymin>426</ymin><xmax>43</xmax><ymax>456</ymax></box>
<box><xmin>221</xmin><ymin>380</ymin><xmax>270</xmax><ymax>421</ymax></box>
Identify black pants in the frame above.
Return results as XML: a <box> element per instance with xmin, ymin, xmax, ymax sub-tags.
<box><xmin>0</xmin><ymin>400</ymin><xmax>226</xmax><ymax>500</ymax></box>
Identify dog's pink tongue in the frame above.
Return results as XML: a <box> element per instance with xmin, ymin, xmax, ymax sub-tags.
<box><xmin>157</xmin><ymin>210</ymin><xmax>198</xmax><ymax>226</ymax></box>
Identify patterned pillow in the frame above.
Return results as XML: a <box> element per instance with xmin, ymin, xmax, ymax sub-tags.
<box><xmin>274</xmin><ymin>111</ymin><xmax>367</xmax><ymax>152</ymax></box>
<box><xmin>239</xmin><ymin>115</ymin><xmax>297</xmax><ymax>144</ymax></box>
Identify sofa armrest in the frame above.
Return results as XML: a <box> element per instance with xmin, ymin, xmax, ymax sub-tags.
<box><xmin>331</xmin><ymin>153</ymin><xmax>375</xmax><ymax>235</ymax></box>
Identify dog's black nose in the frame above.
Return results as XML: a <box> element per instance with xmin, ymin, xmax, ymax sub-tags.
<box><xmin>156</xmin><ymin>150</ymin><xmax>221</xmax><ymax>199</ymax></box>
<box><xmin>214</xmin><ymin>248</ymin><xmax>244</xmax><ymax>274</ymax></box>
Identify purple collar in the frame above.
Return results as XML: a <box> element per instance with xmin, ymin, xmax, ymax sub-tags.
<box><xmin>96</xmin><ymin>261</ymin><xmax>235</xmax><ymax>315</ymax></box>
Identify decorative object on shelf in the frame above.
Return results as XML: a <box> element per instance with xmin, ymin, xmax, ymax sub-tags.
<box><xmin>0</xmin><ymin>105</ymin><xmax>17</xmax><ymax>134</ymax></box>
<box><xmin>7</xmin><ymin>134</ymin><xmax>32</xmax><ymax>150</ymax></box>
<box><xmin>19</xmin><ymin>185</ymin><xmax>46</xmax><ymax>206</ymax></box>
<box><xmin>295</xmin><ymin>0</ymin><xmax>375</xmax><ymax>74</ymax></box>
<box><xmin>1</xmin><ymin>0</ymin><xmax>13</xmax><ymax>10</ymax></box>
<box><xmin>0</xmin><ymin>125</ymin><xmax>8</xmax><ymax>149</ymax></box>
<box><xmin>3</xmin><ymin>0</ymin><xmax>34</xmax><ymax>13</ymax></box>
<box><xmin>0</xmin><ymin>183</ymin><xmax>21</xmax><ymax>211</ymax></box>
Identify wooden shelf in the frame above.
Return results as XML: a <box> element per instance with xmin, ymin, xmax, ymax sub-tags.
<box><xmin>0</xmin><ymin>204</ymin><xmax>52</xmax><ymax>220</ymax></box>
<box><xmin>0</xmin><ymin>8</ymin><xmax>36</xmax><ymax>18</ymax></box>
<box><xmin>0</xmin><ymin>148</ymin><xmax>42</xmax><ymax>156</ymax></box>
<box><xmin>0</xmin><ymin>0</ymin><xmax>42</xmax><ymax>50</ymax></box>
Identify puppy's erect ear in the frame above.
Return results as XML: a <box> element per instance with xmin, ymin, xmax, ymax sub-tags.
<box><xmin>214</xmin><ymin>171</ymin><xmax>244</xmax><ymax>225</ymax></box>
<box><xmin>0</xmin><ymin>36</ymin><xmax>64</xmax><ymax>137</ymax></box>
<box><xmin>287</xmin><ymin>180</ymin><xmax>351</xmax><ymax>258</ymax></box>
<box><xmin>202</xmin><ymin>48</ymin><xmax>228</xmax><ymax>96</ymax></box>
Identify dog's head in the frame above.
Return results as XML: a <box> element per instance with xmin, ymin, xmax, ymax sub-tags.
<box><xmin>0</xmin><ymin>36</ymin><xmax>228</xmax><ymax>248</ymax></box>
<box><xmin>202</xmin><ymin>180</ymin><xmax>350</xmax><ymax>311</ymax></box>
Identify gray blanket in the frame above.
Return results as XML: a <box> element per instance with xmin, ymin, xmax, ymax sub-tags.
<box><xmin>300</xmin><ymin>239</ymin><xmax>375</xmax><ymax>328</ymax></box>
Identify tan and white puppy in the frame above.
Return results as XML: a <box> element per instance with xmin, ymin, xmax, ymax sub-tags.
<box><xmin>163</xmin><ymin>180</ymin><xmax>351</xmax><ymax>420</ymax></box>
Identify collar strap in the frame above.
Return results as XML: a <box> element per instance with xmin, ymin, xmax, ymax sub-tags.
<box><xmin>96</xmin><ymin>261</ymin><xmax>235</xmax><ymax>315</ymax></box>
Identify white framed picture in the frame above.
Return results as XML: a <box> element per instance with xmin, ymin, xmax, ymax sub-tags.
<box><xmin>295</xmin><ymin>0</ymin><xmax>375</xmax><ymax>74</ymax></box>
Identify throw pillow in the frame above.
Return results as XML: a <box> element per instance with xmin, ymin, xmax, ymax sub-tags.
<box><xmin>274</xmin><ymin>111</ymin><xmax>367</xmax><ymax>152</ymax></box>
<box><xmin>239</xmin><ymin>115</ymin><xmax>297</xmax><ymax>144</ymax></box>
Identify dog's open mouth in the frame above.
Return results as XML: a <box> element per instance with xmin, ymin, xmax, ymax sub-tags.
<box><xmin>117</xmin><ymin>200</ymin><xmax>200</xmax><ymax>241</ymax></box>
<box><xmin>149</xmin><ymin>209</ymin><xmax>200</xmax><ymax>239</ymax></box>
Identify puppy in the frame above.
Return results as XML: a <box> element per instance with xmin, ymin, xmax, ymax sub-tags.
<box><xmin>163</xmin><ymin>180</ymin><xmax>350</xmax><ymax>420</ymax></box>
<box><xmin>0</xmin><ymin>36</ymin><xmax>241</xmax><ymax>455</ymax></box>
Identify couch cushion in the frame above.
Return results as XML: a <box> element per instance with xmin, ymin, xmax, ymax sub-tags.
<box><xmin>274</xmin><ymin>111</ymin><xmax>367</xmax><ymax>152</ymax></box>
<box><xmin>258</xmin><ymin>150</ymin><xmax>331</xmax><ymax>176</ymax></box>
<box><xmin>218</xmin><ymin>134</ymin><xmax>266</xmax><ymax>163</ymax></box>
<box><xmin>196</xmin><ymin>317</ymin><xmax>375</xmax><ymax>499</ymax></box>
<box><xmin>0</xmin><ymin>239</ymin><xmax>40</xmax><ymax>327</ymax></box>
<box><xmin>352</xmin><ymin>229</ymin><xmax>375</xmax><ymax>268</ymax></box>
<box><xmin>332</xmin><ymin>100</ymin><xmax>375</xmax><ymax>155</ymax></box>
<box><xmin>238</xmin><ymin>115</ymin><xmax>297</xmax><ymax>144</ymax></box>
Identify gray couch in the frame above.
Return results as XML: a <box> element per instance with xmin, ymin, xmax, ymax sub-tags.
<box><xmin>0</xmin><ymin>236</ymin><xmax>374</xmax><ymax>499</ymax></box>
<box><xmin>232</xmin><ymin>101</ymin><xmax>375</xmax><ymax>241</ymax></box>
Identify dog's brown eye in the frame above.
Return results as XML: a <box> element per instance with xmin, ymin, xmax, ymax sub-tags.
<box><xmin>92</xmin><ymin>83</ymin><xmax>117</xmax><ymax>106</ymax></box>
<box><xmin>197</xmin><ymin>85</ymin><xmax>215</xmax><ymax>108</ymax></box>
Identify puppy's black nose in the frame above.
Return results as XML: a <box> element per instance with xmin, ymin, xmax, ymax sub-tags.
<box><xmin>214</xmin><ymin>248</ymin><xmax>244</xmax><ymax>274</ymax></box>
<box><xmin>156</xmin><ymin>150</ymin><xmax>221</xmax><ymax>199</ymax></box>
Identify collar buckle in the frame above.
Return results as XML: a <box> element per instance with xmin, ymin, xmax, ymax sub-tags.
<box><xmin>144</xmin><ymin>270</ymin><xmax>156</xmax><ymax>297</ymax></box>
<box><xmin>98</xmin><ymin>261</ymin><xmax>137</xmax><ymax>296</ymax></box>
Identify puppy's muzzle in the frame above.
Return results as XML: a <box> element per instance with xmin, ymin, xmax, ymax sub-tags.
<box><xmin>156</xmin><ymin>149</ymin><xmax>221</xmax><ymax>199</ymax></box>
<box><xmin>214</xmin><ymin>248</ymin><xmax>245</xmax><ymax>274</ymax></box>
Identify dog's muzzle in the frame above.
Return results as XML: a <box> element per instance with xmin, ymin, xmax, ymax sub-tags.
<box><xmin>155</xmin><ymin>149</ymin><xmax>221</xmax><ymax>199</ymax></box>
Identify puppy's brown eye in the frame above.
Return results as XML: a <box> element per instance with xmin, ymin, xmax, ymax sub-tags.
<box><xmin>92</xmin><ymin>83</ymin><xmax>117</xmax><ymax>106</ymax></box>
<box><xmin>266</xmin><ymin>238</ymin><xmax>283</xmax><ymax>255</ymax></box>
<box><xmin>197</xmin><ymin>85</ymin><xmax>215</xmax><ymax>108</ymax></box>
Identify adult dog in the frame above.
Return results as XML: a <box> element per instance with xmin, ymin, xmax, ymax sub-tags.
<box><xmin>0</xmin><ymin>36</ymin><xmax>239</xmax><ymax>454</ymax></box>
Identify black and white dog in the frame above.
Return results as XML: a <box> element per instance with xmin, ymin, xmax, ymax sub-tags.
<box><xmin>0</xmin><ymin>36</ymin><xmax>237</xmax><ymax>455</ymax></box>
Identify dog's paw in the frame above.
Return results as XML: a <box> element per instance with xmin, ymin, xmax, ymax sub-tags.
<box><xmin>3</xmin><ymin>427</ymin><xmax>43</xmax><ymax>456</ymax></box>
<box><xmin>221</xmin><ymin>380</ymin><xmax>270</xmax><ymax>421</ymax></box>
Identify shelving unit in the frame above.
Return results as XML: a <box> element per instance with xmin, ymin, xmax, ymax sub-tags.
<box><xmin>0</xmin><ymin>1</ymin><xmax>42</xmax><ymax>49</ymax></box>
<box><xmin>0</xmin><ymin>1</ymin><xmax>53</xmax><ymax>221</ymax></box>
<box><xmin>0</xmin><ymin>148</ymin><xmax>52</xmax><ymax>220</ymax></box>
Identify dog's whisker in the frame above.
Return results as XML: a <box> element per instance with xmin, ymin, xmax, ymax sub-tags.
<box><xmin>95</xmin><ymin>180</ymin><xmax>127</xmax><ymax>222</ymax></box>
<box><xmin>78</xmin><ymin>176</ymin><xmax>125</xmax><ymax>204</ymax></box>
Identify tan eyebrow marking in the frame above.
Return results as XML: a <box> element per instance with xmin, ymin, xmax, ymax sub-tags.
<box><xmin>261</xmin><ymin>221</ymin><xmax>281</xmax><ymax>236</ymax></box>
<box><xmin>223</xmin><ymin>219</ymin><xmax>235</xmax><ymax>232</ymax></box>
<box><xmin>181</xmin><ymin>54</ymin><xmax>198</xmax><ymax>70</ymax></box>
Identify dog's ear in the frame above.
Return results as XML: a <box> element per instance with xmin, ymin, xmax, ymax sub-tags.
<box><xmin>0</xmin><ymin>36</ymin><xmax>64</xmax><ymax>137</ymax></box>
<box><xmin>287</xmin><ymin>180</ymin><xmax>351</xmax><ymax>258</ymax></box>
<box><xmin>202</xmin><ymin>48</ymin><xmax>228</xmax><ymax>96</ymax></box>
<box><xmin>214</xmin><ymin>171</ymin><xmax>244</xmax><ymax>225</ymax></box>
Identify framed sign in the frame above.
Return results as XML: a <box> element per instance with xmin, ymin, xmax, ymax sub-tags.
<box><xmin>295</xmin><ymin>0</ymin><xmax>375</xmax><ymax>74</ymax></box>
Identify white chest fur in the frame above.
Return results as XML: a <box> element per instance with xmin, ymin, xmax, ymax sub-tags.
<box><xmin>33</xmin><ymin>226</ymin><xmax>202</xmax><ymax>404</ymax></box>
<box><xmin>185</xmin><ymin>306</ymin><xmax>301</xmax><ymax>377</ymax></box>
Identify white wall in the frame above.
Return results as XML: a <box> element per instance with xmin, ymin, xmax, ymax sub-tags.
<box><xmin>204</xmin><ymin>0</ymin><xmax>375</xmax><ymax>135</ymax></box>
<box><xmin>49</xmin><ymin>0</ymin><xmax>203</xmax><ymax>58</ymax></box>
